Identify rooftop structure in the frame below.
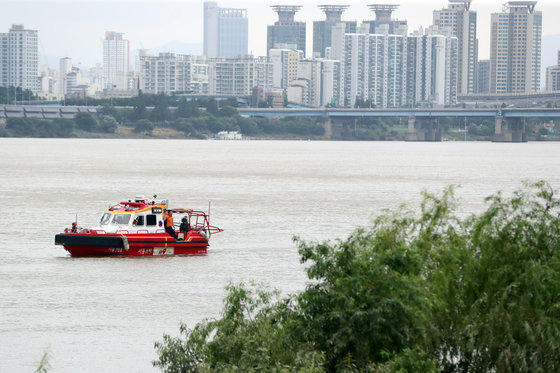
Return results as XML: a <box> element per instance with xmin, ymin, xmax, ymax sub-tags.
<box><xmin>318</xmin><ymin>5</ymin><xmax>350</xmax><ymax>22</ymax></box>
<box><xmin>367</xmin><ymin>4</ymin><xmax>399</xmax><ymax>22</ymax></box>
<box><xmin>270</xmin><ymin>5</ymin><xmax>303</xmax><ymax>23</ymax></box>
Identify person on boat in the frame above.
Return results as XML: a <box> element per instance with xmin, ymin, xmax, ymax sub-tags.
<box><xmin>180</xmin><ymin>216</ymin><xmax>190</xmax><ymax>233</ymax></box>
<box><xmin>163</xmin><ymin>209</ymin><xmax>177</xmax><ymax>239</ymax></box>
<box><xmin>71</xmin><ymin>222</ymin><xmax>77</xmax><ymax>233</ymax></box>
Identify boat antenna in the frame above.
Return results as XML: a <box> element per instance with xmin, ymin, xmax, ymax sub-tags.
<box><xmin>75</xmin><ymin>213</ymin><xmax>78</xmax><ymax>227</ymax></box>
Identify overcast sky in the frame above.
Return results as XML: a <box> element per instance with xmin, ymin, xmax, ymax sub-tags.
<box><xmin>2</xmin><ymin>0</ymin><xmax>560</xmax><ymax>68</ymax></box>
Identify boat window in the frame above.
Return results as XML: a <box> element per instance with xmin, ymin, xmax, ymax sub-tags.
<box><xmin>100</xmin><ymin>213</ymin><xmax>112</xmax><ymax>226</ymax></box>
<box><xmin>146</xmin><ymin>214</ymin><xmax>157</xmax><ymax>226</ymax></box>
<box><xmin>112</xmin><ymin>214</ymin><xmax>131</xmax><ymax>225</ymax></box>
<box><xmin>133</xmin><ymin>215</ymin><xmax>145</xmax><ymax>226</ymax></box>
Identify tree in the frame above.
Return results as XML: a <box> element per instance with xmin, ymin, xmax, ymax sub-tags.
<box><xmin>134</xmin><ymin>119</ymin><xmax>154</xmax><ymax>134</ymax></box>
<box><xmin>154</xmin><ymin>182</ymin><xmax>560</xmax><ymax>372</ymax></box>
<box><xmin>99</xmin><ymin>115</ymin><xmax>118</xmax><ymax>133</ymax></box>
<box><xmin>74</xmin><ymin>112</ymin><xmax>98</xmax><ymax>132</ymax></box>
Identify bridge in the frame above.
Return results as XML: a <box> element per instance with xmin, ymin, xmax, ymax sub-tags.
<box><xmin>238</xmin><ymin>108</ymin><xmax>560</xmax><ymax>142</ymax></box>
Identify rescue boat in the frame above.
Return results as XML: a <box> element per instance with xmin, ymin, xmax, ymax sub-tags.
<box><xmin>55</xmin><ymin>195</ymin><xmax>223</xmax><ymax>257</ymax></box>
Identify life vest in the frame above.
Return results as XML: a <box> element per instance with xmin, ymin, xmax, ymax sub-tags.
<box><xmin>164</xmin><ymin>213</ymin><xmax>174</xmax><ymax>227</ymax></box>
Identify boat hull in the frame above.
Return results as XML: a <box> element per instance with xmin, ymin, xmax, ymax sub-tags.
<box><xmin>55</xmin><ymin>233</ymin><xmax>209</xmax><ymax>257</ymax></box>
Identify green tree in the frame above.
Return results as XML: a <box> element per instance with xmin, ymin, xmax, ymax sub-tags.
<box><xmin>99</xmin><ymin>115</ymin><xmax>118</xmax><ymax>133</ymax></box>
<box><xmin>155</xmin><ymin>182</ymin><xmax>560</xmax><ymax>372</ymax></box>
<box><xmin>6</xmin><ymin>117</ymin><xmax>34</xmax><ymax>136</ymax></box>
<box><xmin>134</xmin><ymin>119</ymin><xmax>154</xmax><ymax>134</ymax></box>
<box><xmin>74</xmin><ymin>112</ymin><xmax>98</xmax><ymax>132</ymax></box>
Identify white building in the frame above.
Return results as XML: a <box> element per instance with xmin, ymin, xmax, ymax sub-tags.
<box><xmin>433</xmin><ymin>0</ymin><xmax>477</xmax><ymax>95</ymax></box>
<box><xmin>138</xmin><ymin>53</ymin><xmax>193</xmax><ymax>95</ymax></box>
<box><xmin>59</xmin><ymin>57</ymin><xmax>72</xmax><ymax>95</ymax></box>
<box><xmin>331</xmin><ymin>24</ymin><xmax>407</xmax><ymax>108</ymax></box>
<box><xmin>269</xmin><ymin>48</ymin><xmax>302</xmax><ymax>89</ymax></box>
<box><xmin>103</xmin><ymin>31</ymin><xmax>130</xmax><ymax>90</ymax></box>
<box><xmin>287</xmin><ymin>59</ymin><xmax>322</xmax><ymax>107</ymax></box>
<box><xmin>490</xmin><ymin>1</ymin><xmax>542</xmax><ymax>94</ymax></box>
<box><xmin>0</xmin><ymin>24</ymin><xmax>40</xmax><ymax>93</ymax></box>
<box><xmin>408</xmin><ymin>27</ymin><xmax>458</xmax><ymax>106</ymax></box>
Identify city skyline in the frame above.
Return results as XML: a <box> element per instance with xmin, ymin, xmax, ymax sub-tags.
<box><xmin>2</xmin><ymin>0</ymin><xmax>560</xmax><ymax>69</ymax></box>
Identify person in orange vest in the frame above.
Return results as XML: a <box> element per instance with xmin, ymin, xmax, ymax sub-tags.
<box><xmin>163</xmin><ymin>209</ymin><xmax>176</xmax><ymax>239</ymax></box>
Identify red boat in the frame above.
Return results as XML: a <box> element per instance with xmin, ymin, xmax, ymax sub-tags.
<box><xmin>55</xmin><ymin>196</ymin><xmax>223</xmax><ymax>257</ymax></box>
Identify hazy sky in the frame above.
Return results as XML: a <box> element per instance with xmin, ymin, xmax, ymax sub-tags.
<box><xmin>2</xmin><ymin>0</ymin><xmax>560</xmax><ymax>68</ymax></box>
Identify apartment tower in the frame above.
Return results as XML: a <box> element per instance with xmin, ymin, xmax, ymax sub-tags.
<box><xmin>433</xmin><ymin>0</ymin><xmax>477</xmax><ymax>95</ymax></box>
<box><xmin>490</xmin><ymin>1</ymin><xmax>542</xmax><ymax>94</ymax></box>
<box><xmin>0</xmin><ymin>24</ymin><xmax>39</xmax><ymax>93</ymax></box>
<box><xmin>103</xmin><ymin>31</ymin><xmax>130</xmax><ymax>90</ymax></box>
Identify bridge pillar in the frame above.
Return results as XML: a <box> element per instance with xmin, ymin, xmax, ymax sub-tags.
<box><xmin>493</xmin><ymin>116</ymin><xmax>527</xmax><ymax>143</ymax></box>
<box><xmin>406</xmin><ymin>116</ymin><xmax>441</xmax><ymax>142</ymax></box>
<box><xmin>324</xmin><ymin>117</ymin><xmax>332</xmax><ymax>139</ymax></box>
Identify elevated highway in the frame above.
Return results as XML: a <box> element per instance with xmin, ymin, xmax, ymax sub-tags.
<box><xmin>238</xmin><ymin>108</ymin><xmax>560</xmax><ymax>142</ymax></box>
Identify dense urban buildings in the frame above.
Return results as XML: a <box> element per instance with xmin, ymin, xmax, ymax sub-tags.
<box><xmin>0</xmin><ymin>1</ymin><xmax>550</xmax><ymax>107</ymax></box>
<box><xmin>103</xmin><ymin>31</ymin><xmax>130</xmax><ymax>90</ymax></box>
<box><xmin>0</xmin><ymin>24</ymin><xmax>39</xmax><ymax>93</ymax></box>
<box><xmin>433</xmin><ymin>0</ymin><xmax>478</xmax><ymax>95</ymax></box>
<box><xmin>267</xmin><ymin>6</ymin><xmax>306</xmax><ymax>57</ymax></box>
<box><xmin>490</xmin><ymin>1</ymin><xmax>542</xmax><ymax>94</ymax></box>
<box><xmin>312</xmin><ymin>5</ymin><xmax>356</xmax><ymax>59</ymax></box>
<box><xmin>203</xmin><ymin>1</ymin><xmax>248</xmax><ymax>58</ymax></box>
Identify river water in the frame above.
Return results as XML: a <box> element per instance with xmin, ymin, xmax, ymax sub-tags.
<box><xmin>1</xmin><ymin>138</ymin><xmax>559</xmax><ymax>372</ymax></box>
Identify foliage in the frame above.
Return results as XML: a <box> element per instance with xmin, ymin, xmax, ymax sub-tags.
<box><xmin>74</xmin><ymin>112</ymin><xmax>98</xmax><ymax>132</ymax></box>
<box><xmin>154</xmin><ymin>182</ymin><xmax>560</xmax><ymax>373</ymax></box>
<box><xmin>134</xmin><ymin>119</ymin><xmax>155</xmax><ymax>134</ymax></box>
<box><xmin>99</xmin><ymin>115</ymin><xmax>118</xmax><ymax>133</ymax></box>
<box><xmin>35</xmin><ymin>346</ymin><xmax>51</xmax><ymax>373</ymax></box>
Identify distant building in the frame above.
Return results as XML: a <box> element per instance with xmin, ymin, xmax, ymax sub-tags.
<box><xmin>546</xmin><ymin>51</ymin><xmax>560</xmax><ymax>91</ymax></box>
<box><xmin>208</xmin><ymin>55</ymin><xmax>272</xmax><ymax>96</ymax></box>
<box><xmin>312</xmin><ymin>5</ymin><xmax>356</xmax><ymax>58</ymax></box>
<box><xmin>270</xmin><ymin>48</ymin><xmax>302</xmax><ymax>90</ymax></box>
<box><xmin>138</xmin><ymin>53</ymin><xmax>193</xmax><ymax>94</ymax></box>
<box><xmin>59</xmin><ymin>57</ymin><xmax>72</xmax><ymax>95</ymax></box>
<box><xmin>476</xmin><ymin>59</ymin><xmax>490</xmax><ymax>94</ymax></box>
<box><xmin>331</xmin><ymin>23</ymin><xmax>408</xmax><ymax>108</ymax></box>
<box><xmin>407</xmin><ymin>27</ymin><xmax>458</xmax><ymax>106</ymax></box>
<box><xmin>103</xmin><ymin>31</ymin><xmax>130</xmax><ymax>90</ymax></box>
<box><xmin>490</xmin><ymin>1</ymin><xmax>542</xmax><ymax>94</ymax></box>
<box><xmin>433</xmin><ymin>0</ymin><xmax>477</xmax><ymax>95</ymax></box>
<box><xmin>203</xmin><ymin>1</ymin><xmax>248</xmax><ymax>58</ymax></box>
<box><xmin>0</xmin><ymin>24</ymin><xmax>40</xmax><ymax>93</ymax></box>
<box><xmin>267</xmin><ymin>6</ymin><xmax>306</xmax><ymax>57</ymax></box>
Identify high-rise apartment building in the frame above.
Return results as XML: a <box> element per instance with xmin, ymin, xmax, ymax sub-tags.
<box><xmin>312</xmin><ymin>5</ymin><xmax>356</xmax><ymax>58</ymax></box>
<box><xmin>208</xmin><ymin>56</ymin><xmax>270</xmax><ymax>96</ymax></box>
<box><xmin>59</xmin><ymin>57</ymin><xmax>72</xmax><ymax>95</ymax></box>
<box><xmin>331</xmin><ymin>24</ymin><xmax>407</xmax><ymax>108</ymax></box>
<box><xmin>103</xmin><ymin>31</ymin><xmax>130</xmax><ymax>90</ymax></box>
<box><xmin>546</xmin><ymin>51</ymin><xmax>560</xmax><ymax>91</ymax></box>
<box><xmin>203</xmin><ymin>1</ymin><xmax>248</xmax><ymax>58</ymax></box>
<box><xmin>138</xmin><ymin>53</ymin><xmax>192</xmax><ymax>94</ymax></box>
<box><xmin>267</xmin><ymin>6</ymin><xmax>306</xmax><ymax>57</ymax></box>
<box><xmin>407</xmin><ymin>27</ymin><xmax>458</xmax><ymax>106</ymax></box>
<box><xmin>0</xmin><ymin>24</ymin><xmax>39</xmax><ymax>93</ymax></box>
<box><xmin>476</xmin><ymin>59</ymin><xmax>490</xmax><ymax>93</ymax></box>
<box><xmin>270</xmin><ymin>48</ymin><xmax>302</xmax><ymax>89</ymax></box>
<box><xmin>490</xmin><ymin>1</ymin><xmax>542</xmax><ymax>94</ymax></box>
<box><xmin>433</xmin><ymin>0</ymin><xmax>477</xmax><ymax>95</ymax></box>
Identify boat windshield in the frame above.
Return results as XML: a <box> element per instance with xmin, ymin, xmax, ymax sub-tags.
<box><xmin>112</xmin><ymin>214</ymin><xmax>131</xmax><ymax>225</ymax></box>
<box><xmin>99</xmin><ymin>213</ymin><xmax>112</xmax><ymax>226</ymax></box>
